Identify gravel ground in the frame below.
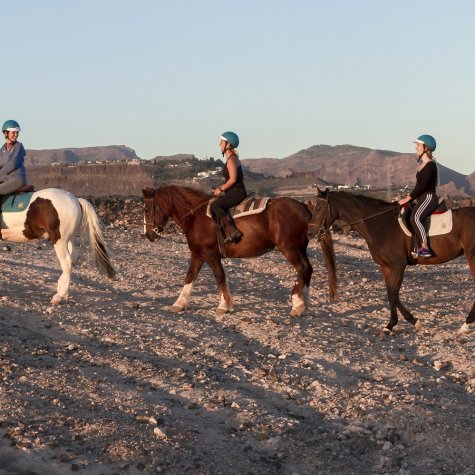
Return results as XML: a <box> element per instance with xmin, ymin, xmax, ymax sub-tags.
<box><xmin>1</xmin><ymin>201</ymin><xmax>474</xmax><ymax>475</ymax></box>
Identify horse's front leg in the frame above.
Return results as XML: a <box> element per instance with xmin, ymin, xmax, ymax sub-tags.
<box><xmin>381</xmin><ymin>265</ymin><xmax>419</xmax><ymax>332</ymax></box>
<box><xmin>207</xmin><ymin>254</ymin><xmax>233</xmax><ymax>315</ymax></box>
<box><xmin>170</xmin><ymin>254</ymin><xmax>203</xmax><ymax>312</ymax></box>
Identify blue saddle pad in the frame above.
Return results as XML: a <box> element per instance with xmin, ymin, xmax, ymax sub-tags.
<box><xmin>1</xmin><ymin>192</ymin><xmax>34</xmax><ymax>213</ymax></box>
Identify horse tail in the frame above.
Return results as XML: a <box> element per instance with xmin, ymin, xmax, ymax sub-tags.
<box><xmin>78</xmin><ymin>198</ymin><xmax>116</xmax><ymax>279</ymax></box>
<box><xmin>320</xmin><ymin>232</ymin><xmax>338</xmax><ymax>300</ymax></box>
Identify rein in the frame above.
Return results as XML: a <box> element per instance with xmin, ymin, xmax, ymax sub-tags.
<box><xmin>144</xmin><ymin>191</ymin><xmax>211</xmax><ymax>236</ymax></box>
<box><xmin>313</xmin><ymin>195</ymin><xmax>397</xmax><ymax>241</ymax></box>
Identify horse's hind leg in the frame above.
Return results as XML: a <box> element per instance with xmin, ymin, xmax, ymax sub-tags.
<box><xmin>207</xmin><ymin>255</ymin><xmax>233</xmax><ymax>315</ymax></box>
<box><xmin>51</xmin><ymin>239</ymin><xmax>73</xmax><ymax>304</ymax></box>
<box><xmin>382</xmin><ymin>265</ymin><xmax>418</xmax><ymax>332</ymax></box>
<box><xmin>68</xmin><ymin>239</ymin><xmax>80</xmax><ymax>265</ymax></box>
<box><xmin>458</xmin><ymin>255</ymin><xmax>475</xmax><ymax>335</ymax></box>
<box><xmin>282</xmin><ymin>247</ymin><xmax>313</xmax><ymax>317</ymax></box>
<box><xmin>170</xmin><ymin>253</ymin><xmax>203</xmax><ymax>312</ymax></box>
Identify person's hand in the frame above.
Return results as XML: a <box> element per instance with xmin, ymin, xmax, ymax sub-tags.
<box><xmin>213</xmin><ymin>186</ymin><xmax>224</xmax><ymax>197</ymax></box>
<box><xmin>398</xmin><ymin>196</ymin><xmax>410</xmax><ymax>206</ymax></box>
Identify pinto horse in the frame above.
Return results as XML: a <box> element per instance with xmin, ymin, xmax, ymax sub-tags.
<box><xmin>1</xmin><ymin>188</ymin><xmax>115</xmax><ymax>304</ymax></box>
<box><xmin>143</xmin><ymin>185</ymin><xmax>337</xmax><ymax>316</ymax></box>
<box><xmin>309</xmin><ymin>188</ymin><xmax>475</xmax><ymax>334</ymax></box>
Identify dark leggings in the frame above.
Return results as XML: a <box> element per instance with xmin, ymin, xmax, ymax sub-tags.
<box><xmin>211</xmin><ymin>187</ymin><xmax>247</xmax><ymax>220</ymax></box>
<box><xmin>410</xmin><ymin>192</ymin><xmax>438</xmax><ymax>245</ymax></box>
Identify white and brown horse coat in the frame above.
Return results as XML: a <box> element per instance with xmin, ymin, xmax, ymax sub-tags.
<box><xmin>1</xmin><ymin>188</ymin><xmax>115</xmax><ymax>304</ymax></box>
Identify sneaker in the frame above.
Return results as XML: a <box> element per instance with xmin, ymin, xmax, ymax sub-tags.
<box><xmin>417</xmin><ymin>248</ymin><xmax>432</xmax><ymax>257</ymax></box>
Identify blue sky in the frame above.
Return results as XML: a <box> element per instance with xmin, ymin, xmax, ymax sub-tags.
<box><xmin>4</xmin><ymin>0</ymin><xmax>475</xmax><ymax>174</ymax></box>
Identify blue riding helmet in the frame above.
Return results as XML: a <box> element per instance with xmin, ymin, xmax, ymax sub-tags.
<box><xmin>2</xmin><ymin>119</ymin><xmax>21</xmax><ymax>132</ymax></box>
<box><xmin>220</xmin><ymin>131</ymin><xmax>239</xmax><ymax>149</ymax></box>
<box><xmin>414</xmin><ymin>134</ymin><xmax>436</xmax><ymax>152</ymax></box>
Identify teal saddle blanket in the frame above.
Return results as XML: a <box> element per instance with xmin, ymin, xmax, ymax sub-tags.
<box><xmin>1</xmin><ymin>192</ymin><xmax>34</xmax><ymax>213</ymax></box>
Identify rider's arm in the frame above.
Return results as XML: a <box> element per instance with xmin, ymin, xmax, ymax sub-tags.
<box><xmin>219</xmin><ymin>155</ymin><xmax>239</xmax><ymax>192</ymax></box>
<box><xmin>409</xmin><ymin>161</ymin><xmax>437</xmax><ymax>200</ymax></box>
<box><xmin>0</xmin><ymin>143</ymin><xmax>25</xmax><ymax>177</ymax></box>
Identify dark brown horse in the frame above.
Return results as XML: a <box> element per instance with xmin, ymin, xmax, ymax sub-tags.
<box><xmin>143</xmin><ymin>185</ymin><xmax>337</xmax><ymax>316</ymax></box>
<box><xmin>309</xmin><ymin>188</ymin><xmax>475</xmax><ymax>334</ymax></box>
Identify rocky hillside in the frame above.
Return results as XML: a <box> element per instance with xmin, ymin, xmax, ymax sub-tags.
<box><xmin>242</xmin><ymin>145</ymin><xmax>474</xmax><ymax>195</ymax></box>
<box><xmin>27</xmin><ymin>163</ymin><xmax>155</xmax><ymax>197</ymax></box>
<box><xmin>25</xmin><ymin>145</ymin><xmax>139</xmax><ymax>167</ymax></box>
<box><xmin>22</xmin><ymin>144</ymin><xmax>475</xmax><ymax>197</ymax></box>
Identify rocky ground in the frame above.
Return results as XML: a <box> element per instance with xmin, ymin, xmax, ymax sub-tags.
<box><xmin>1</xmin><ymin>199</ymin><xmax>474</xmax><ymax>475</ymax></box>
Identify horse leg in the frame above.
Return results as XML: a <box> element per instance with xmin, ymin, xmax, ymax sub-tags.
<box><xmin>68</xmin><ymin>239</ymin><xmax>80</xmax><ymax>265</ymax></box>
<box><xmin>458</xmin><ymin>255</ymin><xmax>475</xmax><ymax>335</ymax></box>
<box><xmin>206</xmin><ymin>255</ymin><xmax>233</xmax><ymax>315</ymax></box>
<box><xmin>381</xmin><ymin>265</ymin><xmax>418</xmax><ymax>332</ymax></box>
<box><xmin>281</xmin><ymin>247</ymin><xmax>313</xmax><ymax>317</ymax></box>
<box><xmin>170</xmin><ymin>254</ymin><xmax>203</xmax><ymax>312</ymax></box>
<box><xmin>51</xmin><ymin>239</ymin><xmax>73</xmax><ymax>304</ymax></box>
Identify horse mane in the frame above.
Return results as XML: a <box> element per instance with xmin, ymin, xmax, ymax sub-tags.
<box><xmin>335</xmin><ymin>190</ymin><xmax>394</xmax><ymax>211</ymax></box>
<box><xmin>156</xmin><ymin>184</ymin><xmax>210</xmax><ymax>216</ymax></box>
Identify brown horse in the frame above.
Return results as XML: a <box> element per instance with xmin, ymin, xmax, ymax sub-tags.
<box><xmin>143</xmin><ymin>185</ymin><xmax>337</xmax><ymax>316</ymax></box>
<box><xmin>309</xmin><ymin>188</ymin><xmax>475</xmax><ymax>334</ymax></box>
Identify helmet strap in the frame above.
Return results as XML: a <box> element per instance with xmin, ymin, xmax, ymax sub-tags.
<box><xmin>221</xmin><ymin>142</ymin><xmax>232</xmax><ymax>157</ymax></box>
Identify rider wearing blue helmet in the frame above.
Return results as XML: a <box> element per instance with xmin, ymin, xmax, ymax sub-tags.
<box><xmin>210</xmin><ymin>131</ymin><xmax>246</xmax><ymax>244</ymax></box>
<box><xmin>0</xmin><ymin>120</ymin><xmax>27</xmax><ymax>196</ymax></box>
<box><xmin>398</xmin><ymin>134</ymin><xmax>439</xmax><ymax>258</ymax></box>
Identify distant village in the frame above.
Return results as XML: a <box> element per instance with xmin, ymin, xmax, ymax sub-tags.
<box><xmin>45</xmin><ymin>157</ymin><xmax>472</xmax><ymax>207</ymax></box>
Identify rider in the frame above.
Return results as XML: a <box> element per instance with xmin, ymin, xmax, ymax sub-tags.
<box><xmin>398</xmin><ymin>134</ymin><xmax>438</xmax><ymax>258</ymax></box>
<box><xmin>211</xmin><ymin>131</ymin><xmax>246</xmax><ymax>244</ymax></box>
<box><xmin>0</xmin><ymin>120</ymin><xmax>27</xmax><ymax>198</ymax></box>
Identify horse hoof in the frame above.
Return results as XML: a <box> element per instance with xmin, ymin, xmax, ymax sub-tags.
<box><xmin>458</xmin><ymin>323</ymin><xmax>473</xmax><ymax>335</ymax></box>
<box><xmin>169</xmin><ymin>305</ymin><xmax>185</xmax><ymax>313</ymax></box>
<box><xmin>216</xmin><ymin>307</ymin><xmax>231</xmax><ymax>316</ymax></box>
<box><xmin>290</xmin><ymin>306</ymin><xmax>306</xmax><ymax>317</ymax></box>
<box><xmin>51</xmin><ymin>295</ymin><xmax>63</xmax><ymax>305</ymax></box>
<box><xmin>414</xmin><ymin>320</ymin><xmax>423</xmax><ymax>331</ymax></box>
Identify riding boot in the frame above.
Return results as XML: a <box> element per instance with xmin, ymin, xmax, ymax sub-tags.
<box><xmin>220</xmin><ymin>216</ymin><xmax>243</xmax><ymax>244</ymax></box>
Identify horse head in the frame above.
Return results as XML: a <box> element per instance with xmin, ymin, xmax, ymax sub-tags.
<box><xmin>142</xmin><ymin>188</ymin><xmax>168</xmax><ymax>242</ymax></box>
<box><xmin>308</xmin><ymin>188</ymin><xmax>332</xmax><ymax>242</ymax></box>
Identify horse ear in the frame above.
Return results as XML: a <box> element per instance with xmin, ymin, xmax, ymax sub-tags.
<box><xmin>316</xmin><ymin>187</ymin><xmax>324</xmax><ymax>197</ymax></box>
<box><xmin>142</xmin><ymin>188</ymin><xmax>154</xmax><ymax>198</ymax></box>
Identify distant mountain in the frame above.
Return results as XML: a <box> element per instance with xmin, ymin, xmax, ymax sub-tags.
<box><xmin>25</xmin><ymin>145</ymin><xmax>139</xmax><ymax>166</ymax></box>
<box><xmin>22</xmin><ymin>144</ymin><xmax>474</xmax><ymax>197</ymax></box>
<box><xmin>242</xmin><ymin>145</ymin><xmax>473</xmax><ymax>196</ymax></box>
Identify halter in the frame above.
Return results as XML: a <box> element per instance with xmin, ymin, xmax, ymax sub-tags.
<box><xmin>310</xmin><ymin>194</ymin><xmax>398</xmax><ymax>242</ymax></box>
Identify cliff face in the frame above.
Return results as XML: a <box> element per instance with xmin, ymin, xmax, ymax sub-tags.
<box><xmin>25</xmin><ymin>145</ymin><xmax>139</xmax><ymax>167</ymax></box>
<box><xmin>20</xmin><ymin>144</ymin><xmax>474</xmax><ymax>197</ymax></box>
<box><xmin>27</xmin><ymin>163</ymin><xmax>155</xmax><ymax>196</ymax></box>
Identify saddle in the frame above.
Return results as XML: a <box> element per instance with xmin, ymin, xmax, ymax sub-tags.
<box><xmin>206</xmin><ymin>194</ymin><xmax>270</xmax><ymax>219</ymax></box>
<box><xmin>207</xmin><ymin>195</ymin><xmax>270</xmax><ymax>258</ymax></box>
<box><xmin>398</xmin><ymin>199</ymin><xmax>453</xmax><ymax>237</ymax></box>
<box><xmin>1</xmin><ymin>185</ymin><xmax>35</xmax><ymax>213</ymax></box>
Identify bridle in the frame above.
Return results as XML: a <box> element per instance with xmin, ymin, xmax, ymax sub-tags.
<box><xmin>309</xmin><ymin>194</ymin><xmax>398</xmax><ymax>242</ymax></box>
<box><xmin>308</xmin><ymin>196</ymin><xmax>330</xmax><ymax>242</ymax></box>
<box><xmin>143</xmin><ymin>196</ymin><xmax>166</xmax><ymax>238</ymax></box>
<box><xmin>143</xmin><ymin>191</ymin><xmax>211</xmax><ymax>238</ymax></box>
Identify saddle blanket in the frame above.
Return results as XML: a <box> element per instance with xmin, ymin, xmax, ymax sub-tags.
<box><xmin>207</xmin><ymin>195</ymin><xmax>270</xmax><ymax>219</ymax></box>
<box><xmin>1</xmin><ymin>192</ymin><xmax>34</xmax><ymax>213</ymax></box>
<box><xmin>398</xmin><ymin>209</ymin><xmax>453</xmax><ymax>237</ymax></box>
